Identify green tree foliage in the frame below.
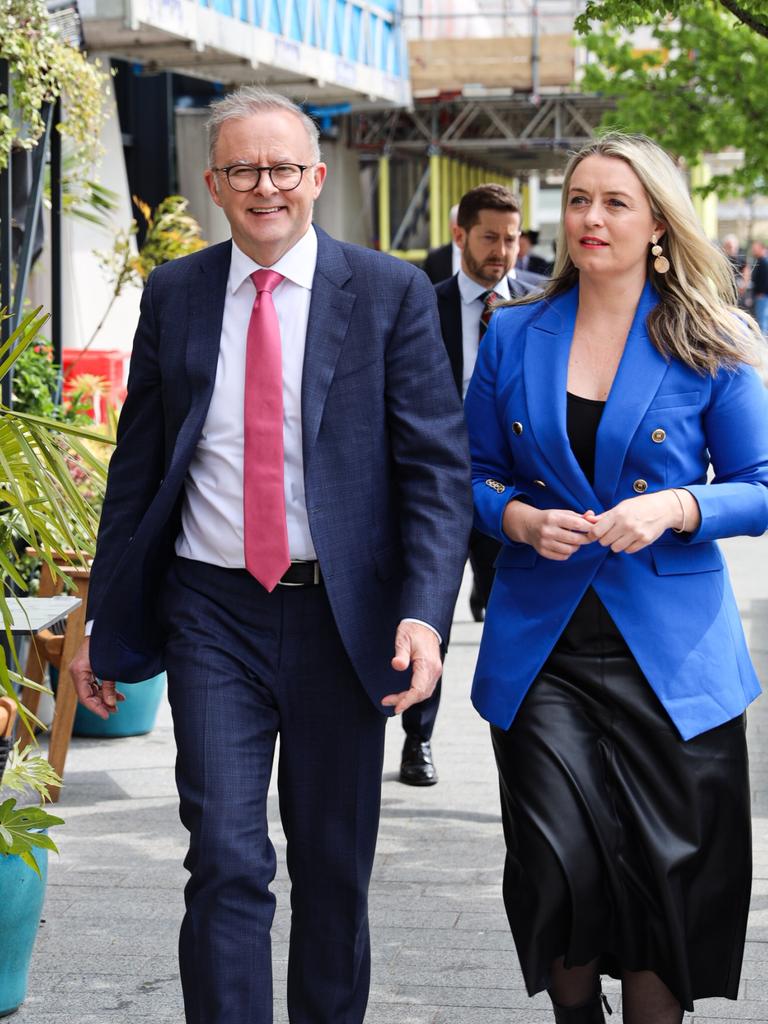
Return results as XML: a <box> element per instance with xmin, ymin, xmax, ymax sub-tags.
<box><xmin>575</xmin><ymin>1</ymin><xmax>768</xmax><ymax>195</ymax></box>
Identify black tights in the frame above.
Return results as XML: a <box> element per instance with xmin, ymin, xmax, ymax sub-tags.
<box><xmin>548</xmin><ymin>957</ymin><xmax>684</xmax><ymax>1023</ymax></box>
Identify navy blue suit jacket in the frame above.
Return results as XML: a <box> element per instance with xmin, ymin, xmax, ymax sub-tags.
<box><xmin>88</xmin><ymin>228</ymin><xmax>473</xmax><ymax>711</ymax></box>
<box><xmin>434</xmin><ymin>273</ymin><xmax>539</xmax><ymax>396</ymax></box>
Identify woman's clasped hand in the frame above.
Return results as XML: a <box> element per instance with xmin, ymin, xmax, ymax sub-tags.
<box><xmin>504</xmin><ymin>488</ymin><xmax>697</xmax><ymax>559</ymax></box>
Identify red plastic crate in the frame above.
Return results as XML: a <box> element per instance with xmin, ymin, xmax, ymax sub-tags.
<box><xmin>61</xmin><ymin>349</ymin><xmax>130</xmax><ymax>422</ymax></box>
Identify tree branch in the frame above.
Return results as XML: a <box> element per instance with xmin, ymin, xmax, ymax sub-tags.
<box><xmin>718</xmin><ymin>0</ymin><xmax>768</xmax><ymax>38</ymax></box>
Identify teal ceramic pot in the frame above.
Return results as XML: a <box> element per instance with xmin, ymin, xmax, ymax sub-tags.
<box><xmin>0</xmin><ymin>845</ymin><xmax>48</xmax><ymax>1017</ymax></box>
<box><xmin>72</xmin><ymin>673</ymin><xmax>167</xmax><ymax>738</ymax></box>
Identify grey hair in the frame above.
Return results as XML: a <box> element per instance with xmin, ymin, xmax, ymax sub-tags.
<box><xmin>205</xmin><ymin>86</ymin><xmax>321</xmax><ymax>168</ymax></box>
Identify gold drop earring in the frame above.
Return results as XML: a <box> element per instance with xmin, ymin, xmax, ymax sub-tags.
<box><xmin>651</xmin><ymin>233</ymin><xmax>670</xmax><ymax>274</ymax></box>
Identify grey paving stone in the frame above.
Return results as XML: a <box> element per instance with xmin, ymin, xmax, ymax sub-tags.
<box><xmin>12</xmin><ymin>543</ymin><xmax>768</xmax><ymax>1023</ymax></box>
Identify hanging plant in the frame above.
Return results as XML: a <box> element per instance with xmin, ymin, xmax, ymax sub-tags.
<box><xmin>0</xmin><ymin>0</ymin><xmax>111</xmax><ymax>173</ymax></box>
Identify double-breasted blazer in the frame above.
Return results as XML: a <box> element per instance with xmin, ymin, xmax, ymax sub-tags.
<box><xmin>465</xmin><ymin>282</ymin><xmax>768</xmax><ymax>740</ymax></box>
<box><xmin>87</xmin><ymin>228</ymin><xmax>473</xmax><ymax>710</ymax></box>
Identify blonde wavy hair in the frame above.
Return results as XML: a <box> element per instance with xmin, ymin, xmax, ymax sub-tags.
<box><xmin>517</xmin><ymin>133</ymin><xmax>762</xmax><ymax>374</ymax></box>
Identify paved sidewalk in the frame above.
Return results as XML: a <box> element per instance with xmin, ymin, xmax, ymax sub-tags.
<box><xmin>13</xmin><ymin>535</ymin><xmax>768</xmax><ymax>1023</ymax></box>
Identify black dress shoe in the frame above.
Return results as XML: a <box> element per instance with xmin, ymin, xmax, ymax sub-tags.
<box><xmin>399</xmin><ymin>737</ymin><xmax>438</xmax><ymax>786</ymax></box>
<box><xmin>469</xmin><ymin>582</ymin><xmax>485</xmax><ymax>623</ymax></box>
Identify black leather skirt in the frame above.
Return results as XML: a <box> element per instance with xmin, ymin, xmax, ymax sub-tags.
<box><xmin>491</xmin><ymin>588</ymin><xmax>751</xmax><ymax>1011</ymax></box>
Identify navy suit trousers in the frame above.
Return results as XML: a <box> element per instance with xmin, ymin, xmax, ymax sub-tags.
<box><xmin>161</xmin><ymin>557</ymin><xmax>387</xmax><ymax>1024</ymax></box>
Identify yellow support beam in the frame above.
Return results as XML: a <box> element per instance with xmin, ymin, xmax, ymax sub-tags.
<box><xmin>378</xmin><ymin>154</ymin><xmax>391</xmax><ymax>253</ymax></box>
<box><xmin>390</xmin><ymin>249</ymin><xmax>428</xmax><ymax>264</ymax></box>
<box><xmin>450</xmin><ymin>158</ymin><xmax>460</xmax><ymax>212</ymax></box>
<box><xmin>521</xmin><ymin>181</ymin><xmax>531</xmax><ymax>230</ymax></box>
<box><xmin>690</xmin><ymin>161</ymin><xmax>718</xmax><ymax>240</ymax></box>
<box><xmin>440</xmin><ymin>157</ymin><xmax>451</xmax><ymax>243</ymax></box>
<box><xmin>429</xmin><ymin>152</ymin><xmax>442</xmax><ymax>250</ymax></box>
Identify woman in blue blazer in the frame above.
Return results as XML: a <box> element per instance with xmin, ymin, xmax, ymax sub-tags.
<box><xmin>465</xmin><ymin>133</ymin><xmax>768</xmax><ymax>1024</ymax></box>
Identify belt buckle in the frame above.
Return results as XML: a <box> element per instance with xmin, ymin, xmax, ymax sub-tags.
<box><xmin>277</xmin><ymin>559</ymin><xmax>319</xmax><ymax>587</ymax></box>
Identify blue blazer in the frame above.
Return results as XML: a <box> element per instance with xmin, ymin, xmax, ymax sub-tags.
<box><xmin>465</xmin><ymin>282</ymin><xmax>768</xmax><ymax>740</ymax></box>
<box><xmin>87</xmin><ymin>228</ymin><xmax>473</xmax><ymax>710</ymax></box>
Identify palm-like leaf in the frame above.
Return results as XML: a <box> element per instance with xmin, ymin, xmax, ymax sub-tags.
<box><xmin>0</xmin><ymin>308</ymin><xmax>112</xmax><ymax>711</ymax></box>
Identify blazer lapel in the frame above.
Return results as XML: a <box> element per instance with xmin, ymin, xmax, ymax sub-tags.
<box><xmin>524</xmin><ymin>287</ymin><xmax>602</xmax><ymax>512</ymax></box>
<box><xmin>593</xmin><ymin>281</ymin><xmax>667</xmax><ymax>506</ymax></box>
<box><xmin>301</xmin><ymin>228</ymin><xmax>356</xmax><ymax>460</ymax></box>
<box><xmin>171</xmin><ymin>241</ymin><xmax>230</xmax><ymax>467</ymax></box>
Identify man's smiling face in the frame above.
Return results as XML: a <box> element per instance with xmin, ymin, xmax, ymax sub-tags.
<box><xmin>204</xmin><ymin>110</ymin><xmax>327</xmax><ymax>266</ymax></box>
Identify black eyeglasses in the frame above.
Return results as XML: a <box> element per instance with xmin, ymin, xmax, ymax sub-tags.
<box><xmin>211</xmin><ymin>162</ymin><xmax>316</xmax><ymax>192</ymax></box>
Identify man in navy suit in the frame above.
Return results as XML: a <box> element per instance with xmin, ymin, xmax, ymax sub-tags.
<box><xmin>70</xmin><ymin>87</ymin><xmax>471</xmax><ymax>1024</ymax></box>
<box><xmin>400</xmin><ymin>184</ymin><xmax>538</xmax><ymax>787</ymax></box>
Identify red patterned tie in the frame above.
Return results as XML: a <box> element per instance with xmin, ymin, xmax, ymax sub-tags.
<box><xmin>479</xmin><ymin>290</ymin><xmax>501</xmax><ymax>341</ymax></box>
<box><xmin>243</xmin><ymin>269</ymin><xmax>290</xmax><ymax>591</ymax></box>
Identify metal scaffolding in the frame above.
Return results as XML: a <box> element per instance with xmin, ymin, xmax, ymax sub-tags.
<box><xmin>349</xmin><ymin>91</ymin><xmax>614</xmax><ymax>258</ymax></box>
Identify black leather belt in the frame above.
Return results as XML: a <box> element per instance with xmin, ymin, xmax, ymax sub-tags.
<box><xmin>277</xmin><ymin>560</ymin><xmax>322</xmax><ymax>586</ymax></box>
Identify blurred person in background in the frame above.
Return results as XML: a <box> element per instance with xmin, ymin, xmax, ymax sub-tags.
<box><xmin>400</xmin><ymin>183</ymin><xmax>539</xmax><ymax>788</ymax></box>
<box><xmin>750</xmin><ymin>238</ymin><xmax>768</xmax><ymax>335</ymax></box>
<box><xmin>422</xmin><ymin>204</ymin><xmax>460</xmax><ymax>284</ymax></box>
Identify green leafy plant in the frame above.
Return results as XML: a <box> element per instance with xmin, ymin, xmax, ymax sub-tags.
<box><xmin>576</xmin><ymin>0</ymin><xmax>768</xmax><ymax>196</ymax></box>
<box><xmin>0</xmin><ymin>800</ymin><xmax>62</xmax><ymax>875</ymax></box>
<box><xmin>67</xmin><ymin>194</ymin><xmax>208</xmax><ymax>377</ymax></box>
<box><xmin>0</xmin><ymin>745</ymin><xmax>63</xmax><ymax>875</ymax></box>
<box><xmin>0</xmin><ymin>0</ymin><xmax>111</xmax><ymax>175</ymax></box>
<box><xmin>0</xmin><ymin>306</ymin><xmax>112</xmax><ymax>714</ymax></box>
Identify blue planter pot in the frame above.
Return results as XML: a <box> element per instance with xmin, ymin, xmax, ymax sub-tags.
<box><xmin>72</xmin><ymin>673</ymin><xmax>167</xmax><ymax>738</ymax></box>
<box><xmin>0</xmin><ymin>846</ymin><xmax>48</xmax><ymax>1017</ymax></box>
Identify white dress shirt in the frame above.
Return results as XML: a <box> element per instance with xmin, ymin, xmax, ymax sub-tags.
<box><xmin>176</xmin><ymin>228</ymin><xmax>317</xmax><ymax>565</ymax></box>
<box><xmin>458</xmin><ymin>269</ymin><xmax>512</xmax><ymax>399</ymax></box>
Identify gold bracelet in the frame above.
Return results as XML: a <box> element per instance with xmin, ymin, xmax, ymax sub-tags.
<box><xmin>671</xmin><ymin>488</ymin><xmax>687</xmax><ymax>534</ymax></box>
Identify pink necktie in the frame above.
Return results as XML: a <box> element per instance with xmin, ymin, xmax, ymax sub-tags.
<box><xmin>243</xmin><ymin>269</ymin><xmax>290</xmax><ymax>591</ymax></box>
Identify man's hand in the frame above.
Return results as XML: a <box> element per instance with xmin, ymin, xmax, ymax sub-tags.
<box><xmin>381</xmin><ymin>621</ymin><xmax>442</xmax><ymax>715</ymax></box>
<box><xmin>69</xmin><ymin>637</ymin><xmax>124</xmax><ymax>720</ymax></box>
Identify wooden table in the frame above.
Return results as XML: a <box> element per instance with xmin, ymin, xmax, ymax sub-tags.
<box><xmin>14</xmin><ymin>565</ymin><xmax>91</xmax><ymax>802</ymax></box>
<box><xmin>4</xmin><ymin>596</ymin><xmax>82</xmax><ymax>634</ymax></box>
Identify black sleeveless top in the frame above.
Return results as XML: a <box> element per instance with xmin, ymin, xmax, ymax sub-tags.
<box><xmin>566</xmin><ymin>391</ymin><xmax>605</xmax><ymax>485</ymax></box>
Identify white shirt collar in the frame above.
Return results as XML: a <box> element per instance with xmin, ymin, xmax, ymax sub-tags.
<box><xmin>457</xmin><ymin>268</ymin><xmax>512</xmax><ymax>305</ymax></box>
<box><xmin>229</xmin><ymin>225</ymin><xmax>318</xmax><ymax>294</ymax></box>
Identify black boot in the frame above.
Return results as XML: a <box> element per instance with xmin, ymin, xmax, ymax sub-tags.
<box><xmin>550</xmin><ymin>992</ymin><xmax>608</xmax><ymax>1023</ymax></box>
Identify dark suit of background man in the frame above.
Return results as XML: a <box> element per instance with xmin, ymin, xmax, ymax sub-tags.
<box><xmin>70</xmin><ymin>87</ymin><xmax>472</xmax><ymax>1024</ymax></box>
<box><xmin>400</xmin><ymin>183</ymin><xmax>538</xmax><ymax>788</ymax></box>
<box><xmin>422</xmin><ymin>203</ymin><xmax>460</xmax><ymax>284</ymax></box>
<box><xmin>516</xmin><ymin>229</ymin><xmax>552</xmax><ymax>276</ymax></box>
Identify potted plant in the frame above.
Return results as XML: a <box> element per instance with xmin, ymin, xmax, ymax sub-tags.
<box><xmin>0</xmin><ymin>306</ymin><xmax>108</xmax><ymax>720</ymax></box>
<box><xmin>0</xmin><ymin>0</ymin><xmax>110</xmax><ymax>176</ymax></box>
<box><xmin>0</xmin><ymin>698</ymin><xmax>64</xmax><ymax>1018</ymax></box>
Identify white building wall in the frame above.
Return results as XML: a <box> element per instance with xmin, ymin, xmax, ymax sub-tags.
<box><xmin>28</xmin><ymin>76</ymin><xmax>141</xmax><ymax>355</ymax></box>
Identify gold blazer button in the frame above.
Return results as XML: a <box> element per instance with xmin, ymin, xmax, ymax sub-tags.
<box><xmin>533</xmin><ymin>479</ymin><xmax>547</xmax><ymax>488</ymax></box>
<box><xmin>512</xmin><ymin>421</ymin><xmax>523</xmax><ymax>436</ymax></box>
<box><xmin>651</xmin><ymin>428</ymin><xmax>666</xmax><ymax>443</ymax></box>
<box><xmin>633</xmin><ymin>479</ymin><xmax>648</xmax><ymax>493</ymax></box>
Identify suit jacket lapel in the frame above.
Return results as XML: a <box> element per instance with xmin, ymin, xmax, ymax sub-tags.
<box><xmin>524</xmin><ymin>287</ymin><xmax>602</xmax><ymax>512</ymax></box>
<box><xmin>436</xmin><ymin>276</ymin><xmax>463</xmax><ymax>396</ymax></box>
<box><xmin>593</xmin><ymin>280</ymin><xmax>667</xmax><ymax>506</ymax></box>
<box><xmin>301</xmin><ymin>228</ymin><xmax>356</xmax><ymax>460</ymax></box>
<box><xmin>171</xmin><ymin>241</ymin><xmax>230</xmax><ymax>465</ymax></box>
